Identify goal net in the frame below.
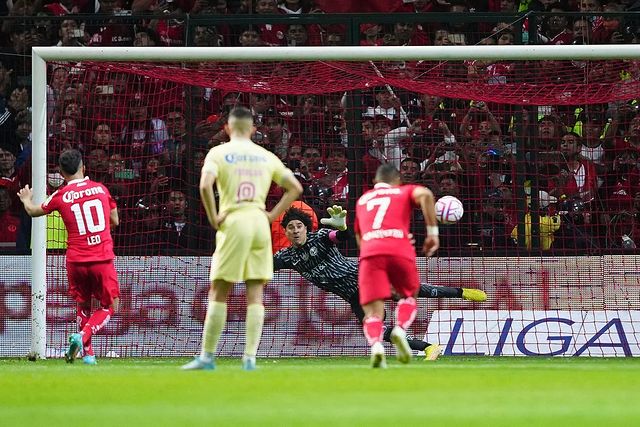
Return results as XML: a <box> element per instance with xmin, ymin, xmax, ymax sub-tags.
<box><xmin>11</xmin><ymin>45</ymin><xmax>640</xmax><ymax>358</ymax></box>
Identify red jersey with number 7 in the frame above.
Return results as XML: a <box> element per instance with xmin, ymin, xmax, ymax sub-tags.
<box><xmin>354</xmin><ymin>183</ymin><xmax>419</xmax><ymax>261</ymax></box>
<box><xmin>41</xmin><ymin>177</ymin><xmax>116</xmax><ymax>263</ymax></box>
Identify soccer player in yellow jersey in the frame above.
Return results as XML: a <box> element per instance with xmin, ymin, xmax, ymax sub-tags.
<box><xmin>182</xmin><ymin>107</ymin><xmax>303</xmax><ymax>371</ymax></box>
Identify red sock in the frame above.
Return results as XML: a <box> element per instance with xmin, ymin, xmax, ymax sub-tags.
<box><xmin>395</xmin><ymin>297</ymin><xmax>417</xmax><ymax>330</ymax></box>
<box><xmin>77</xmin><ymin>307</ymin><xmax>93</xmax><ymax>355</ymax></box>
<box><xmin>81</xmin><ymin>307</ymin><xmax>114</xmax><ymax>346</ymax></box>
<box><xmin>363</xmin><ymin>316</ymin><xmax>384</xmax><ymax>346</ymax></box>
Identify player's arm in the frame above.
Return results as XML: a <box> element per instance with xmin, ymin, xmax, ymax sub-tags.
<box><xmin>17</xmin><ymin>185</ymin><xmax>46</xmax><ymax>217</ymax></box>
<box><xmin>267</xmin><ymin>172</ymin><xmax>303</xmax><ymax>223</ymax></box>
<box><xmin>412</xmin><ymin>186</ymin><xmax>440</xmax><ymax>256</ymax></box>
<box><xmin>110</xmin><ymin>208</ymin><xmax>119</xmax><ymax>228</ymax></box>
<box><xmin>199</xmin><ymin>171</ymin><xmax>224</xmax><ymax>230</ymax></box>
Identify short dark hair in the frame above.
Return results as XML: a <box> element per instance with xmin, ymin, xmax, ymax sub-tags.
<box><xmin>281</xmin><ymin>207</ymin><xmax>313</xmax><ymax>231</ymax></box>
<box><xmin>229</xmin><ymin>106</ymin><xmax>253</xmax><ymax>121</ymax></box>
<box><xmin>59</xmin><ymin>149</ymin><xmax>83</xmax><ymax>176</ymax></box>
<box><xmin>375</xmin><ymin>163</ymin><xmax>401</xmax><ymax>183</ymax></box>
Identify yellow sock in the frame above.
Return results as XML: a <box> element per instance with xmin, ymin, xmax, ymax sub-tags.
<box><xmin>201</xmin><ymin>301</ymin><xmax>227</xmax><ymax>357</ymax></box>
<box><xmin>244</xmin><ymin>304</ymin><xmax>265</xmax><ymax>358</ymax></box>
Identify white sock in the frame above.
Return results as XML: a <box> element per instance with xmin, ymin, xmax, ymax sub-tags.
<box><xmin>200</xmin><ymin>301</ymin><xmax>227</xmax><ymax>360</ymax></box>
<box><xmin>244</xmin><ymin>304</ymin><xmax>265</xmax><ymax>359</ymax></box>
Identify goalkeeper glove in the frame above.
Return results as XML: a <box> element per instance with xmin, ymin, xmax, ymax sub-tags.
<box><xmin>320</xmin><ymin>205</ymin><xmax>347</xmax><ymax>231</ymax></box>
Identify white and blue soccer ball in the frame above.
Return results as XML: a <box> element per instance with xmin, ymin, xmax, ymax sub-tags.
<box><xmin>435</xmin><ymin>196</ymin><xmax>464</xmax><ymax>224</ymax></box>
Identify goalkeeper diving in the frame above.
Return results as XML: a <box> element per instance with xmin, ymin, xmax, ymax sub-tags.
<box><xmin>273</xmin><ymin>205</ymin><xmax>487</xmax><ymax>360</ymax></box>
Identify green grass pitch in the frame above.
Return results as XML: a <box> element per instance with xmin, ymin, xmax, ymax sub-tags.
<box><xmin>1</xmin><ymin>357</ymin><xmax>639</xmax><ymax>427</ymax></box>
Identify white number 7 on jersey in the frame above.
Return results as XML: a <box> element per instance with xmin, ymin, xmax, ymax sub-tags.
<box><xmin>366</xmin><ymin>197</ymin><xmax>390</xmax><ymax>229</ymax></box>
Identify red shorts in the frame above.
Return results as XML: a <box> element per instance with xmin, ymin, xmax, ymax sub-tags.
<box><xmin>358</xmin><ymin>255</ymin><xmax>419</xmax><ymax>306</ymax></box>
<box><xmin>67</xmin><ymin>259</ymin><xmax>120</xmax><ymax>308</ymax></box>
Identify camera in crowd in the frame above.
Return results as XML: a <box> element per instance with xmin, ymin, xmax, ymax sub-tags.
<box><xmin>557</xmin><ymin>198</ymin><xmax>589</xmax><ymax>225</ymax></box>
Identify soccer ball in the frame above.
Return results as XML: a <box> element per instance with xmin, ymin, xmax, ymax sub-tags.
<box><xmin>435</xmin><ymin>196</ymin><xmax>464</xmax><ymax>224</ymax></box>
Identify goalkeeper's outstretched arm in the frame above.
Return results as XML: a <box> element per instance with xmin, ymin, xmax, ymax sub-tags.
<box><xmin>320</xmin><ymin>205</ymin><xmax>348</xmax><ymax>231</ymax></box>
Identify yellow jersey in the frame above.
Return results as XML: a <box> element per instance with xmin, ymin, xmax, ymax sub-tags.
<box><xmin>202</xmin><ymin>138</ymin><xmax>292</xmax><ymax>213</ymax></box>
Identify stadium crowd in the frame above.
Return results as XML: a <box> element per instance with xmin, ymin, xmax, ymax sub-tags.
<box><xmin>2</xmin><ymin>0</ymin><xmax>640</xmax><ymax>255</ymax></box>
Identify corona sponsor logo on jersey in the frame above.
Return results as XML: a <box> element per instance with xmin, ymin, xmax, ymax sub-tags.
<box><xmin>224</xmin><ymin>153</ymin><xmax>268</xmax><ymax>164</ymax></box>
<box><xmin>61</xmin><ymin>186</ymin><xmax>106</xmax><ymax>204</ymax></box>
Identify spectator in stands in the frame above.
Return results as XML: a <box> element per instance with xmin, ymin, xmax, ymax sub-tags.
<box><xmin>552</xmin><ymin>132</ymin><xmax>599</xmax><ymax>203</ymax></box>
<box><xmin>14</xmin><ymin>110</ymin><xmax>31</xmax><ymax>164</ymax></box>
<box><xmin>0</xmin><ymin>97</ymin><xmax>18</xmax><ymax>153</ymax></box>
<box><xmin>474</xmin><ymin>188</ymin><xmax>517</xmax><ymax>250</ymax></box>
<box><xmin>536</xmin><ymin>114</ymin><xmax>563</xmax><ymax>151</ymax></box>
<box><xmin>604</xmin><ymin>147</ymin><xmax>640</xmax><ymax>212</ymax></box>
<box><xmin>299</xmin><ymin>146</ymin><xmax>324</xmax><ymax>180</ymax></box>
<box><xmin>278</xmin><ymin>0</ymin><xmax>316</xmax><ymax>14</ymax></box>
<box><xmin>399</xmin><ymin>157</ymin><xmax>421</xmax><ymax>184</ymax></box>
<box><xmin>0</xmin><ymin>185</ymin><xmax>19</xmax><ymax>250</ymax></box>
<box><xmin>160</xmin><ymin>189</ymin><xmax>214</xmax><ymax>254</ymax></box>
<box><xmin>365</xmin><ymin>86</ymin><xmax>407</xmax><ymax>126</ymax></box>
<box><xmin>154</xmin><ymin>0</ymin><xmax>187</xmax><ymax>47</ymax></box>
<box><xmin>56</xmin><ymin>19</ymin><xmax>87</xmax><ymax>47</ymax></box>
<box><xmin>254</xmin><ymin>0</ymin><xmax>288</xmax><ymax>46</ymax></box>
<box><xmin>46</xmin><ymin>66</ymin><xmax>68</xmax><ymax>122</ymax></box>
<box><xmin>360</xmin><ymin>24</ymin><xmax>383</xmax><ymax>46</ymax></box>
<box><xmin>393</xmin><ymin>22</ymin><xmax>429</xmax><ymax>46</ymax></box>
<box><xmin>250</xmin><ymin>93</ymin><xmax>274</xmax><ymax>125</ymax></box>
<box><xmin>3</xmin><ymin>24</ymin><xmax>36</xmax><ymax>80</ymax></box>
<box><xmin>260</xmin><ymin>108</ymin><xmax>291</xmax><ymax>160</ymax></box>
<box><xmin>88</xmin><ymin>122</ymin><xmax>114</xmax><ymax>154</ymax></box>
<box><xmin>286</xmin><ymin>24</ymin><xmax>309</xmax><ymax>46</ymax></box>
<box><xmin>0</xmin><ymin>144</ymin><xmax>24</xmax><ymax>215</ymax></box>
<box><xmin>50</xmin><ymin>117</ymin><xmax>82</xmax><ymax>154</ymax></box>
<box><xmin>459</xmin><ymin>102</ymin><xmax>502</xmax><ymax>141</ymax></box>
<box><xmin>309</xmin><ymin>146</ymin><xmax>348</xmax><ymax>209</ymax></box>
<box><xmin>542</xmin><ymin>6</ymin><xmax>573</xmax><ymax>45</ymax></box>
<box><xmin>120</xmin><ymin>92</ymin><xmax>169</xmax><ymax>174</ymax></box>
<box><xmin>8</xmin><ymin>86</ymin><xmax>29</xmax><ymax>115</ymax></box>
<box><xmin>122</xmin><ymin>194</ymin><xmax>166</xmax><ymax>255</ymax></box>
<box><xmin>162</xmin><ymin>109</ymin><xmax>188</xmax><ymax>181</ymax></box>
<box><xmin>447</xmin><ymin>1</ymin><xmax>477</xmax><ymax>44</ymax></box>
<box><xmin>87</xmin><ymin>0</ymin><xmax>135</xmax><ymax>46</ymax></box>
<box><xmin>238</xmin><ymin>27</ymin><xmax>264</xmax><ymax>47</ymax></box>
<box><xmin>193</xmin><ymin>25</ymin><xmax>223</xmax><ymax>47</ymax></box>
<box><xmin>573</xmin><ymin>18</ymin><xmax>593</xmax><ymax>44</ymax></box>
<box><xmin>142</xmin><ymin>157</ymin><xmax>170</xmax><ymax>201</ymax></box>
<box><xmin>593</xmin><ymin>2</ymin><xmax>626</xmax><ymax>43</ymax></box>
<box><xmin>86</xmin><ymin>148</ymin><xmax>111</xmax><ymax>184</ymax></box>
<box><xmin>133</xmin><ymin>29</ymin><xmax>160</xmax><ymax>47</ymax></box>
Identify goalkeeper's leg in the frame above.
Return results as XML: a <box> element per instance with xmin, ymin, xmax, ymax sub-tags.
<box><xmin>418</xmin><ymin>283</ymin><xmax>487</xmax><ymax>301</ymax></box>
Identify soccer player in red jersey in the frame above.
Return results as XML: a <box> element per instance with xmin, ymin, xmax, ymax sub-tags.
<box><xmin>17</xmin><ymin>149</ymin><xmax>120</xmax><ymax>365</ymax></box>
<box><xmin>354</xmin><ymin>163</ymin><xmax>440</xmax><ymax>368</ymax></box>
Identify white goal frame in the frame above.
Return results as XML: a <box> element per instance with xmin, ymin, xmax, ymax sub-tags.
<box><xmin>29</xmin><ymin>44</ymin><xmax>640</xmax><ymax>359</ymax></box>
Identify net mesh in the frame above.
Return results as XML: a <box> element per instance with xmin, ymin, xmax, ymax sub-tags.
<box><xmin>3</xmin><ymin>10</ymin><xmax>640</xmax><ymax>355</ymax></box>
<box><xmin>25</xmin><ymin>56</ymin><xmax>639</xmax><ymax>357</ymax></box>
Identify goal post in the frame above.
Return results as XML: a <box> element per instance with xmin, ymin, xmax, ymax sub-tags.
<box><xmin>29</xmin><ymin>45</ymin><xmax>640</xmax><ymax>359</ymax></box>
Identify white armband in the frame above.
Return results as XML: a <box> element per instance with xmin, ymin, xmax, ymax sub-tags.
<box><xmin>427</xmin><ymin>226</ymin><xmax>439</xmax><ymax>236</ymax></box>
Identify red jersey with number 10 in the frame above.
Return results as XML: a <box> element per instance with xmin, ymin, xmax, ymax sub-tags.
<box><xmin>354</xmin><ymin>183</ymin><xmax>419</xmax><ymax>261</ymax></box>
<box><xmin>41</xmin><ymin>177</ymin><xmax>116</xmax><ymax>263</ymax></box>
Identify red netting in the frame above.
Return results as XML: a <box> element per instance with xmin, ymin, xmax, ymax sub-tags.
<box><xmin>84</xmin><ymin>59</ymin><xmax>640</xmax><ymax>105</ymax></box>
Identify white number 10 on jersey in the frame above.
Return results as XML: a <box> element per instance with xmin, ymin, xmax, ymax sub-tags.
<box><xmin>70</xmin><ymin>199</ymin><xmax>106</xmax><ymax>245</ymax></box>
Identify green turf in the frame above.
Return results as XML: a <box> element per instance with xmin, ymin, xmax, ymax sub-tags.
<box><xmin>1</xmin><ymin>357</ymin><xmax>639</xmax><ymax>427</ymax></box>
